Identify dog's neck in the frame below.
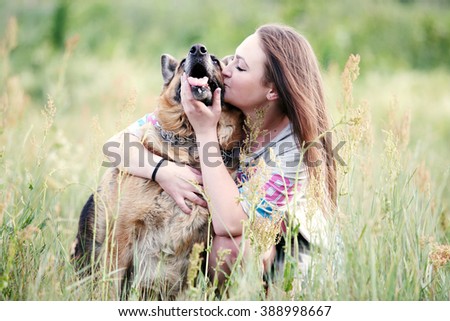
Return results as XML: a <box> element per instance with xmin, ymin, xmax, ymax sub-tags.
<box><xmin>154</xmin><ymin>121</ymin><xmax>196</xmax><ymax>147</ymax></box>
<box><xmin>153</xmin><ymin>113</ymin><xmax>238</xmax><ymax>168</ymax></box>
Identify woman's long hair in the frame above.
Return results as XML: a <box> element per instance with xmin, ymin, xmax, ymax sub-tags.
<box><xmin>257</xmin><ymin>24</ymin><xmax>337</xmax><ymax>209</ymax></box>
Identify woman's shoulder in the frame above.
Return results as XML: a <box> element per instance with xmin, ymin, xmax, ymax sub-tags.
<box><xmin>260</xmin><ymin>124</ymin><xmax>306</xmax><ymax>172</ymax></box>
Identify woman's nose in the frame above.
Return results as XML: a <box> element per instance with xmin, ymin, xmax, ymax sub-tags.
<box><xmin>222</xmin><ymin>63</ymin><xmax>231</xmax><ymax>78</ymax></box>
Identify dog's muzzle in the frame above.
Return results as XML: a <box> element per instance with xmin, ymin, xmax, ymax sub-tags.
<box><xmin>185</xmin><ymin>44</ymin><xmax>216</xmax><ymax>104</ymax></box>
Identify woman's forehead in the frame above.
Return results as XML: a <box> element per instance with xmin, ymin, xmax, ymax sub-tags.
<box><xmin>235</xmin><ymin>33</ymin><xmax>266</xmax><ymax>67</ymax></box>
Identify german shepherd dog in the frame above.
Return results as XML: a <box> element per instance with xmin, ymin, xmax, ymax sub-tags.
<box><xmin>70</xmin><ymin>44</ymin><xmax>243</xmax><ymax>299</ymax></box>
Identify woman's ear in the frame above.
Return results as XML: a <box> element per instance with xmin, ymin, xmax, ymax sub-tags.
<box><xmin>266</xmin><ymin>88</ymin><xmax>279</xmax><ymax>101</ymax></box>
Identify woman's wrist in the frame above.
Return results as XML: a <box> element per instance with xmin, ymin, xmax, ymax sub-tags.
<box><xmin>151</xmin><ymin>158</ymin><xmax>166</xmax><ymax>181</ymax></box>
<box><xmin>195</xmin><ymin>130</ymin><xmax>218</xmax><ymax>143</ymax></box>
<box><xmin>153</xmin><ymin>159</ymin><xmax>171</xmax><ymax>183</ymax></box>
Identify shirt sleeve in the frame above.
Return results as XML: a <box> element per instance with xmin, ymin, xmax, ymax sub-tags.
<box><xmin>125</xmin><ymin>112</ymin><xmax>158</xmax><ymax>138</ymax></box>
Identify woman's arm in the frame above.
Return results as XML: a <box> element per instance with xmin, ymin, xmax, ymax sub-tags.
<box><xmin>196</xmin><ymin>131</ymin><xmax>247</xmax><ymax>236</ymax></box>
<box><xmin>104</xmin><ymin>126</ymin><xmax>206</xmax><ymax>214</ymax></box>
<box><xmin>181</xmin><ymin>74</ymin><xmax>247</xmax><ymax>236</ymax></box>
<box><xmin>105</xmin><ymin>130</ymin><xmax>162</xmax><ymax>180</ymax></box>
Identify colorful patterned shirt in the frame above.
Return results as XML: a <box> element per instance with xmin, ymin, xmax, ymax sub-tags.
<box><xmin>237</xmin><ymin>124</ymin><xmax>330</xmax><ymax>250</ymax></box>
<box><xmin>236</xmin><ymin>124</ymin><xmax>308</xmax><ymax>219</ymax></box>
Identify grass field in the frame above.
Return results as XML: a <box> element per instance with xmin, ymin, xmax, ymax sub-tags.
<box><xmin>1</xmin><ymin>1</ymin><xmax>449</xmax><ymax>301</ymax></box>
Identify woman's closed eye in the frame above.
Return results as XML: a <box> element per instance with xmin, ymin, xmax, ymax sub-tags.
<box><xmin>235</xmin><ymin>61</ymin><xmax>247</xmax><ymax>71</ymax></box>
<box><xmin>230</xmin><ymin>56</ymin><xmax>247</xmax><ymax>72</ymax></box>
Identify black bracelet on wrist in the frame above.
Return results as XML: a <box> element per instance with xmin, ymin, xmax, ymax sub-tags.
<box><xmin>151</xmin><ymin>158</ymin><xmax>166</xmax><ymax>181</ymax></box>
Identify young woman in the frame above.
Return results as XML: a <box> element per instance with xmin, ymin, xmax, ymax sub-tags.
<box><xmin>107</xmin><ymin>24</ymin><xmax>336</xmax><ymax>283</ymax></box>
<box><xmin>180</xmin><ymin>24</ymin><xmax>336</xmax><ymax>281</ymax></box>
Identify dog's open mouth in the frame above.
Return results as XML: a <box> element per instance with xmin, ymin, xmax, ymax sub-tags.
<box><xmin>187</xmin><ymin>75</ymin><xmax>208</xmax><ymax>89</ymax></box>
<box><xmin>186</xmin><ymin>63</ymin><xmax>213</xmax><ymax>104</ymax></box>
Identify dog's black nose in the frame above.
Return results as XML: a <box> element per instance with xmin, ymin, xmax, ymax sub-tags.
<box><xmin>189</xmin><ymin>44</ymin><xmax>208</xmax><ymax>57</ymax></box>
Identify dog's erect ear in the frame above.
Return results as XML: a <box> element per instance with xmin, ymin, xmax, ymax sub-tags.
<box><xmin>221</xmin><ymin>55</ymin><xmax>234</xmax><ymax>66</ymax></box>
<box><xmin>161</xmin><ymin>54</ymin><xmax>178</xmax><ymax>85</ymax></box>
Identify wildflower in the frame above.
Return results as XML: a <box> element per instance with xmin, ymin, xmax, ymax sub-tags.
<box><xmin>399</xmin><ymin>111</ymin><xmax>411</xmax><ymax>150</ymax></box>
<box><xmin>1</xmin><ymin>17</ymin><xmax>18</xmax><ymax>53</ymax></box>
<box><xmin>247</xmin><ymin>213</ymin><xmax>282</xmax><ymax>255</ymax></box>
<box><xmin>115</xmin><ymin>90</ymin><xmax>137</xmax><ymax>130</ymax></box>
<box><xmin>65</xmin><ymin>34</ymin><xmax>80</xmax><ymax>54</ymax></box>
<box><xmin>388</xmin><ymin>97</ymin><xmax>411</xmax><ymax>151</ymax></box>
<box><xmin>42</xmin><ymin>95</ymin><xmax>56</xmax><ymax>137</ymax></box>
<box><xmin>187</xmin><ymin>242</ymin><xmax>205</xmax><ymax>289</ymax></box>
<box><xmin>340</xmin><ymin>54</ymin><xmax>360</xmax><ymax>113</ymax></box>
<box><xmin>429</xmin><ymin>244</ymin><xmax>450</xmax><ymax>270</ymax></box>
<box><xmin>416</xmin><ymin>161</ymin><xmax>431</xmax><ymax>197</ymax></box>
<box><xmin>382</xmin><ymin>129</ymin><xmax>400</xmax><ymax>182</ymax></box>
<box><xmin>17</xmin><ymin>225</ymin><xmax>41</xmax><ymax>242</ymax></box>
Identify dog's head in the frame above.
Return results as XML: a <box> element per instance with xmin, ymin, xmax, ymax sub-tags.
<box><xmin>160</xmin><ymin>44</ymin><xmax>225</xmax><ymax>107</ymax></box>
<box><xmin>152</xmin><ymin>46</ymin><xmax>243</xmax><ymax>169</ymax></box>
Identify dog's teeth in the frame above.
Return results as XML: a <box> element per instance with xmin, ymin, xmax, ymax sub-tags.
<box><xmin>197</xmin><ymin>88</ymin><xmax>202</xmax><ymax>94</ymax></box>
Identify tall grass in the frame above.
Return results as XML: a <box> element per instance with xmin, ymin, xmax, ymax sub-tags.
<box><xmin>0</xmin><ymin>17</ymin><xmax>449</xmax><ymax>301</ymax></box>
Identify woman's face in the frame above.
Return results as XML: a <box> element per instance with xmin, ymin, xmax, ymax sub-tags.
<box><xmin>222</xmin><ymin>33</ymin><xmax>273</xmax><ymax>114</ymax></box>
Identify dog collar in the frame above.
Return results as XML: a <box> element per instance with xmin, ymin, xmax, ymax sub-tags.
<box><xmin>154</xmin><ymin>122</ymin><xmax>196</xmax><ymax>147</ymax></box>
<box><xmin>154</xmin><ymin>122</ymin><xmax>238</xmax><ymax>167</ymax></box>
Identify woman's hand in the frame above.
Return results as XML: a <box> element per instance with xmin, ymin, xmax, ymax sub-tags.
<box><xmin>180</xmin><ymin>73</ymin><xmax>222</xmax><ymax>138</ymax></box>
<box><xmin>155</xmin><ymin>160</ymin><xmax>207</xmax><ymax>214</ymax></box>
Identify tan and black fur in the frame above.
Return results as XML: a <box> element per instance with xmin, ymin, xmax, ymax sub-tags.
<box><xmin>70</xmin><ymin>45</ymin><xmax>242</xmax><ymax>299</ymax></box>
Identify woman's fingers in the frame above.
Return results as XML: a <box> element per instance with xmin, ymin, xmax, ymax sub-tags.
<box><xmin>212</xmin><ymin>87</ymin><xmax>222</xmax><ymax>110</ymax></box>
<box><xmin>181</xmin><ymin>73</ymin><xmax>209</xmax><ymax>111</ymax></box>
<box><xmin>175</xmin><ymin>196</ymin><xmax>193</xmax><ymax>215</ymax></box>
<box><xmin>189</xmin><ymin>167</ymin><xmax>203</xmax><ymax>185</ymax></box>
<box><xmin>181</xmin><ymin>73</ymin><xmax>197</xmax><ymax>110</ymax></box>
<box><xmin>186</xmin><ymin>192</ymin><xmax>208</xmax><ymax>208</ymax></box>
<box><xmin>175</xmin><ymin>192</ymin><xmax>207</xmax><ymax>215</ymax></box>
<box><xmin>180</xmin><ymin>72</ymin><xmax>221</xmax><ymax>137</ymax></box>
<box><xmin>155</xmin><ymin>161</ymin><xmax>206</xmax><ymax>215</ymax></box>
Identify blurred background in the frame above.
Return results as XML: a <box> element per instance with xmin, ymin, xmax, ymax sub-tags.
<box><xmin>2</xmin><ymin>0</ymin><xmax>450</xmax><ymax>90</ymax></box>
<box><xmin>2</xmin><ymin>0</ymin><xmax>449</xmax><ymax>180</ymax></box>
<box><xmin>3</xmin><ymin>0</ymin><xmax>450</xmax><ymax>69</ymax></box>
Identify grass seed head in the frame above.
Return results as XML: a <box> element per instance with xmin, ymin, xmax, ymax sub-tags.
<box><xmin>429</xmin><ymin>243</ymin><xmax>450</xmax><ymax>270</ymax></box>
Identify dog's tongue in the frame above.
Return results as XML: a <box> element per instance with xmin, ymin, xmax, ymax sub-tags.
<box><xmin>187</xmin><ymin>76</ymin><xmax>208</xmax><ymax>87</ymax></box>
